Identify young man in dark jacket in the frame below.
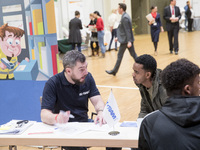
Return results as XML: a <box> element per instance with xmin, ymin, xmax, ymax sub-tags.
<box><xmin>132</xmin><ymin>54</ymin><xmax>168</xmax><ymax>118</ymax></box>
<box><xmin>139</xmin><ymin>59</ymin><xmax>200</xmax><ymax>150</ymax></box>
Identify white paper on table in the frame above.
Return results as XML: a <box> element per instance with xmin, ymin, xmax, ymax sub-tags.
<box><xmin>0</xmin><ymin>120</ymin><xmax>35</xmax><ymax>134</ymax></box>
<box><xmin>87</xmin><ymin>123</ymin><xmax>111</xmax><ymax>132</ymax></box>
<box><xmin>55</xmin><ymin>122</ymin><xmax>111</xmax><ymax>135</ymax></box>
<box><xmin>55</xmin><ymin>122</ymin><xmax>88</xmax><ymax>135</ymax></box>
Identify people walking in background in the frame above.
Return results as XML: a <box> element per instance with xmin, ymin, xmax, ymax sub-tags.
<box><xmin>185</xmin><ymin>5</ymin><xmax>194</xmax><ymax>32</ymax></box>
<box><xmin>85</xmin><ymin>13</ymin><xmax>99</xmax><ymax>56</ymax></box>
<box><xmin>148</xmin><ymin>6</ymin><xmax>164</xmax><ymax>56</ymax></box>
<box><xmin>184</xmin><ymin>1</ymin><xmax>190</xmax><ymax>31</ymax></box>
<box><xmin>93</xmin><ymin>11</ymin><xmax>106</xmax><ymax>58</ymax></box>
<box><xmin>106</xmin><ymin>3</ymin><xmax>137</xmax><ymax>76</ymax></box>
<box><xmin>108</xmin><ymin>9</ymin><xmax>118</xmax><ymax>51</ymax></box>
<box><xmin>163</xmin><ymin>0</ymin><xmax>181</xmax><ymax>55</ymax></box>
<box><xmin>69</xmin><ymin>11</ymin><xmax>83</xmax><ymax>52</ymax></box>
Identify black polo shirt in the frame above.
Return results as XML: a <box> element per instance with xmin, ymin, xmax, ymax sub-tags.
<box><xmin>41</xmin><ymin>70</ymin><xmax>100</xmax><ymax>122</ymax></box>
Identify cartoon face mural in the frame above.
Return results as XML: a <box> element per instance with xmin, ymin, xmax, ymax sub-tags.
<box><xmin>0</xmin><ymin>23</ymin><xmax>25</xmax><ymax>80</ymax></box>
<box><xmin>0</xmin><ymin>30</ymin><xmax>22</xmax><ymax>57</ymax></box>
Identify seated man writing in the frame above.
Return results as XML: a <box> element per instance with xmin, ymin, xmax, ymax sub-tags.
<box><xmin>41</xmin><ymin>50</ymin><xmax>120</xmax><ymax>150</ymax></box>
<box><xmin>139</xmin><ymin>59</ymin><xmax>200</xmax><ymax>150</ymax></box>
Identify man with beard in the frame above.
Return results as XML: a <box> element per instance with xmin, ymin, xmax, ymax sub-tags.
<box><xmin>41</xmin><ymin>50</ymin><xmax>121</xmax><ymax>150</ymax></box>
<box><xmin>132</xmin><ymin>54</ymin><xmax>168</xmax><ymax>118</ymax></box>
<box><xmin>41</xmin><ymin>50</ymin><xmax>104</xmax><ymax>123</ymax></box>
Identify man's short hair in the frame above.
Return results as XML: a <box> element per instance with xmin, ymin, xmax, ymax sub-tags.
<box><xmin>0</xmin><ymin>23</ymin><xmax>24</xmax><ymax>40</ymax></box>
<box><xmin>161</xmin><ymin>59</ymin><xmax>200</xmax><ymax>94</ymax></box>
<box><xmin>119</xmin><ymin>3</ymin><xmax>127</xmax><ymax>12</ymax></box>
<box><xmin>75</xmin><ymin>11</ymin><xmax>80</xmax><ymax>16</ymax></box>
<box><xmin>135</xmin><ymin>54</ymin><xmax>157</xmax><ymax>78</ymax></box>
<box><xmin>63</xmin><ymin>50</ymin><xmax>86</xmax><ymax>70</ymax></box>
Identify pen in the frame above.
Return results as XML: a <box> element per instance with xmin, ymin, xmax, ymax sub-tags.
<box><xmin>69</xmin><ymin>114</ymin><xmax>75</xmax><ymax>118</ymax></box>
<box><xmin>28</xmin><ymin>131</ymin><xmax>53</xmax><ymax>135</ymax></box>
<box><xmin>59</xmin><ymin>110</ymin><xmax>75</xmax><ymax>118</ymax></box>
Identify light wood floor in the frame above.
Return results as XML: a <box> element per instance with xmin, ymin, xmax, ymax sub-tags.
<box><xmin>1</xmin><ymin>30</ymin><xmax>199</xmax><ymax>150</ymax></box>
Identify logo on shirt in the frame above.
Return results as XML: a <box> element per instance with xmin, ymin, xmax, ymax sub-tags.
<box><xmin>79</xmin><ymin>90</ymin><xmax>90</xmax><ymax>96</ymax></box>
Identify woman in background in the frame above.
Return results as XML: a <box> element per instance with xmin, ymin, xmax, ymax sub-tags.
<box><xmin>86</xmin><ymin>13</ymin><xmax>99</xmax><ymax>56</ymax></box>
<box><xmin>148</xmin><ymin>6</ymin><xmax>164</xmax><ymax>56</ymax></box>
<box><xmin>93</xmin><ymin>11</ymin><xmax>106</xmax><ymax>58</ymax></box>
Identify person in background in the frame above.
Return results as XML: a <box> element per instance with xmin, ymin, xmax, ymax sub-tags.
<box><xmin>185</xmin><ymin>4</ymin><xmax>194</xmax><ymax>32</ymax></box>
<box><xmin>69</xmin><ymin>11</ymin><xmax>83</xmax><ymax>52</ymax></box>
<box><xmin>163</xmin><ymin>0</ymin><xmax>181</xmax><ymax>55</ymax></box>
<box><xmin>93</xmin><ymin>11</ymin><xmax>106</xmax><ymax>58</ymax></box>
<box><xmin>139</xmin><ymin>59</ymin><xmax>200</xmax><ymax>150</ymax></box>
<box><xmin>184</xmin><ymin>1</ymin><xmax>190</xmax><ymax>31</ymax></box>
<box><xmin>85</xmin><ymin>13</ymin><xmax>99</xmax><ymax>56</ymax></box>
<box><xmin>108</xmin><ymin>9</ymin><xmax>118</xmax><ymax>51</ymax></box>
<box><xmin>106</xmin><ymin>3</ymin><xmax>137</xmax><ymax>76</ymax></box>
<box><xmin>148</xmin><ymin>6</ymin><xmax>164</xmax><ymax>56</ymax></box>
<box><xmin>132</xmin><ymin>54</ymin><xmax>167</xmax><ymax>118</ymax></box>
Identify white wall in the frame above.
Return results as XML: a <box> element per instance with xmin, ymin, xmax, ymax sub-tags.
<box><xmin>176</xmin><ymin>0</ymin><xmax>200</xmax><ymax>17</ymax></box>
<box><xmin>192</xmin><ymin>0</ymin><xmax>200</xmax><ymax>17</ymax></box>
<box><xmin>176</xmin><ymin>0</ymin><xmax>188</xmax><ymax>8</ymax></box>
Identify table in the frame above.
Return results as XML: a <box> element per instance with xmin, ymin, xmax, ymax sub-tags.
<box><xmin>0</xmin><ymin>122</ymin><xmax>139</xmax><ymax>148</ymax></box>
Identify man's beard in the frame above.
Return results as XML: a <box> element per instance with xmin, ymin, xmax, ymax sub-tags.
<box><xmin>71</xmin><ymin>76</ymin><xmax>86</xmax><ymax>85</ymax></box>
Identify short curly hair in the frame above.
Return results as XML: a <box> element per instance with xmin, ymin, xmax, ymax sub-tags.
<box><xmin>135</xmin><ymin>54</ymin><xmax>157</xmax><ymax>78</ymax></box>
<box><xmin>161</xmin><ymin>59</ymin><xmax>200</xmax><ymax>95</ymax></box>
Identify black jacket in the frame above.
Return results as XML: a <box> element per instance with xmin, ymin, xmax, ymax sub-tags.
<box><xmin>69</xmin><ymin>17</ymin><xmax>83</xmax><ymax>43</ymax></box>
<box><xmin>163</xmin><ymin>6</ymin><xmax>181</xmax><ymax>31</ymax></box>
<box><xmin>139</xmin><ymin>96</ymin><xmax>200</xmax><ymax>150</ymax></box>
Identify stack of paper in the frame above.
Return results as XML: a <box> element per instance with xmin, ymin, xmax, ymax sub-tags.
<box><xmin>55</xmin><ymin>122</ymin><xmax>111</xmax><ymax>135</ymax></box>
<box><xmin>146</xmin><ymin>13</ymin><xmax>155</xmax><ymax>23</ymax></box>
<box><xmin>0</xmin><ymin>120</ymin><xmax>35</xmax><ymax>134</ymax></box>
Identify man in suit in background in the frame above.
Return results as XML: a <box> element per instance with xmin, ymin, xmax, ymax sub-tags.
<box><xmin>69</xmin><ymin>11</ymin><xmax>83</xmax><ymax>52</ymax></box>
<box><xmin>163</xmin><ymin>0</ymin><xmax>181</xmax><ymax>55</ymax></box>
<box><xmin>106</xmin><ymin>3</ymin><xmax>137</xmax><ymax>76</ymax></box>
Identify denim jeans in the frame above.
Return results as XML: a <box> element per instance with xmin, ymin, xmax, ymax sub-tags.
<box><xmin>97</xmin><ymin>30</ymin><xmax>106</xmax><ymax>54</ymax></box>
<box><xmin>109</xmin><ymin>29</ymin><xmax>117</xmax><ymax>50</ymax></box>
<box><xmin>72</xmin><ymin>43</ymin><xmax>81</xmax><ymax>52</ymax></box>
